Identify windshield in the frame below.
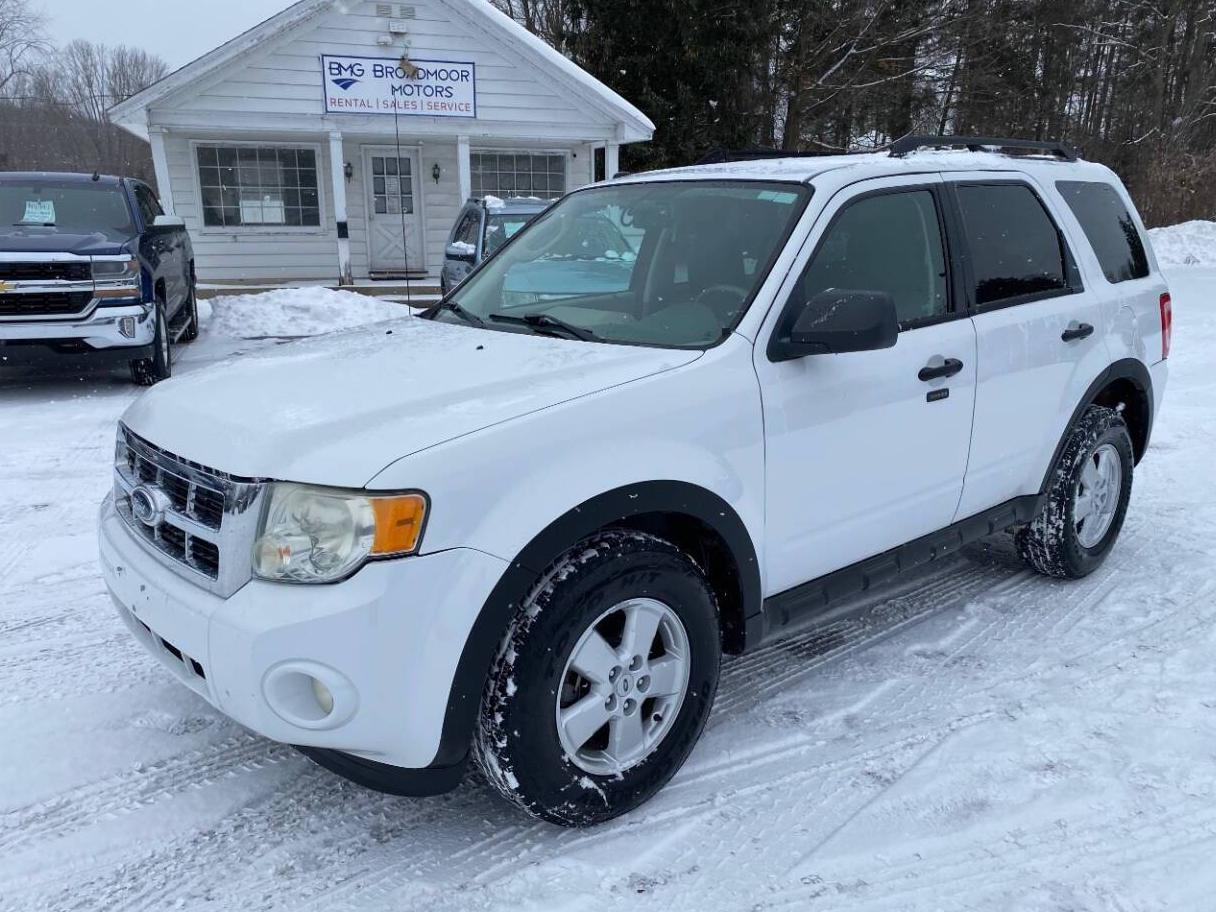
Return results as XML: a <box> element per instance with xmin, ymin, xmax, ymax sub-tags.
<box><xmin>438</xmin><ymin>181</ymin><xmax>811</xmax><ymax>348</ymax></box>
<box><xmin>0</xmin><ymin>181</ymin><xmax>135</xmax><ymax>241</ymax></box>
<box><xmin>484</xmin><ymin>212</ymin><xmax>536</xmax><ymax>256</ymax></box>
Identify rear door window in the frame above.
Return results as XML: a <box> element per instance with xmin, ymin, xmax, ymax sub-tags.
<box><xmin>1055</xmin><ymin>180</ymin><xmax>1149</xmax><ymax>283</ymax></box>
<box><xmin>956</xmin><ymin>183</ymin><xmax>1072</xmax><ymax>307</ymax></box>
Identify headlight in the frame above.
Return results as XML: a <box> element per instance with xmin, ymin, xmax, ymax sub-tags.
<box><xmin>252</xmin><ymin>483</ymin><xmax>428</xmax><ymax>583</ymax></box>
<box><xmin>93</xmin><ymin>256</ymin><xmax>141</xmax><ymax>299</ymax></box>
<box><xmin>92</xmin><ymin>256</ymin><xmax>140</xmax><ymax>281</ymax></box>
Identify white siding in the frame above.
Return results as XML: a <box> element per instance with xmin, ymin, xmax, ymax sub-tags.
<box><xmin>163</xmin><ymin>132</ymin><xmax>341</xmax><ymax>283</ymax></box>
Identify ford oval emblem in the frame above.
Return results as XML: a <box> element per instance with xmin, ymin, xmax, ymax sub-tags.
<box><xmin>130</xmin><ymin>485</ymin><xmax>170</xmax><ymax>528</ymax></box>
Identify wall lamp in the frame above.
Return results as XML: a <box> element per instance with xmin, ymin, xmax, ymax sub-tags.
<box><xmin>432</xmin><ymin>162</ymin><xmax>442</xmax><ymax>184</ymax></box>
<box><xmin>344</xmin><ymin>161</ymin><xmax>354</xmax><ymax>183</ymax></box>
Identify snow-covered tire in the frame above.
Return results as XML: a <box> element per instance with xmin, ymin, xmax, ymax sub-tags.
<box><xmin>129</xmin><ymin>300</ymin><xmax>171</xmax><ymax>386</ymax></box>
<box><xmin>475</xmin><ymin>529</ymin><xmax>720</xmax><ymax>827</ymax></box>
<box><xmin>179</xmin><ymin>281</ymin><xmax>200</xmax><ymax>343</ymax></box>
<box><xmin>1016</xmin><ymin>405</ymin><xmax>1134</xmax><ymax>579</ymax></box>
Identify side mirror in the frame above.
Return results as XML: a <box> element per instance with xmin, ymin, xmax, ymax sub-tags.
<box><xmin>445</xmin><ymin>242</ymin><xmax>476</xmax><ymax>263</ymax></box>
<box><xmin>151</xmin><ymin>214</ymin><xmax>185</xmax><ymax>229</ymax></box>
<box><xmin>770</xmin><ymin>289</ymin><xmax>899</xmax><ymax>362</ymax></box>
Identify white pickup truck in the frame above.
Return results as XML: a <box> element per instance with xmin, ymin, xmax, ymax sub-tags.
<box><xmin>99</xmin><ymin>137</ymin><xmax>1170</xmax><ymax>826</ymax></box>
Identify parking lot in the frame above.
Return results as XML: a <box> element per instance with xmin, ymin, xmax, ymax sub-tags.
<box><xmin>1</xmin><ymin>268</ymin><xmax>1215</xmax><ymax>912</ymax></box>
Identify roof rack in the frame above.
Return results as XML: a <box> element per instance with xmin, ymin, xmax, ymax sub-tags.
<box><xmin>888</xmin><ymin>135</ymin><xmax>1078</xmax><ymax>162</ymax></box>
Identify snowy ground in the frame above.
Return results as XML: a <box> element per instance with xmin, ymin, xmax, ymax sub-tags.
<box><xmin>1</xmin><ymin>262</ymin><xmax>1214</xmax><ymax>911</ymax></box>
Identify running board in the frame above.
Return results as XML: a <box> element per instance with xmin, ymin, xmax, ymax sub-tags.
<box><xmin>758</xmin><ymin>495</ymin><xmax>1042</xmax><ymax>644</ymax></box>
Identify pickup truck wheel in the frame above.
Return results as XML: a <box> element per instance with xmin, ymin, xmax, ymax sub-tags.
<box><xmin>1016</xmin><ymin>405</ymin><xmax>1133</xmax><ymax>579</ymax></box>
<box><xmin>475</xmin><ymin>529</ymin><xmax>720</xmax><ymax>826</ymax></box>
<box><xmin>130</xmin><ymin>301</ymin><xmax>171</xmax><ymax>386</ymax></box>
<box><xmin>179</xmin><ymin>282</ymin><xmax>200</xmax><ymax>343</ymax></box>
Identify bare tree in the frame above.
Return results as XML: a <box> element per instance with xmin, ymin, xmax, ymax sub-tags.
<box><xmin>0</xmin><ymin>0</ymin><xmax>47</xmax><ymax>96</ymax></box>
<box><xmin>0</xmin><ymin>39</ymin><xmax>167</xmax><ymax>181</ymax></box>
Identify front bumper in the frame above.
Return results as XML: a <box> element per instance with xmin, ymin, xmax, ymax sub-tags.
<box><xmin>0</xmin><ymin>302</ymin><xmax>155</xmax><ymax>359</ymax></box>
<box><xmin>98</xmin><ymin>495</ymin><xmax>509</xmax><ymax>777</ymax></box>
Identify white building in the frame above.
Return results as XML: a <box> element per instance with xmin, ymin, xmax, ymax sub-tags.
<box><xmin>109</xmin><ymin>0</ymin><xmax>654</xmax><ymax>285</ymax></box>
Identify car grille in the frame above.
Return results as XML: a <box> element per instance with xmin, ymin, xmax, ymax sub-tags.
<box><xmin>0</xmin><ymin>261</ymin><xmax>91</xmax><ymax>282</ymax></box>
<box><xmin>0</xmin><ymin>291</ymin><xmax>94</xmax><ymax>318</ymax></box>
<box><xmin>112</xmin><ymin>426</ymin><xmax>266</xmax><ymax>597</ymax></box>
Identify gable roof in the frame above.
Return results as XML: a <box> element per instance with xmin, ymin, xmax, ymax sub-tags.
<box><xmin>109</xmin><ymin>0</ymin><xmax>654</xmax><ymax>142</ymax></box>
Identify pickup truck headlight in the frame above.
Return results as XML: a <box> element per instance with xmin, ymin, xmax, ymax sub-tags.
<box><xmin>93</xmin><ymin>256</ymin><xmax>141</xmax><ymax>299</ymax></box>
<box><xmin>252</xmin><ymin>483</ymin><xmax>428</xmax><ymax>583</ymax></box>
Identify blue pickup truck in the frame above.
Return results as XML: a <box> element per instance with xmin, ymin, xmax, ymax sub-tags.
<box><xmin>0</xmin><ymin>172</ymin><xmax>196</xmax><ymax>385</ymax></box>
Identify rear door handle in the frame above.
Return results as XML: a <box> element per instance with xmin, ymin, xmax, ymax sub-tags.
<box><xmin>1061</xmin><ymin>322</ymin><xmax>1095</xmax><ymax>342</ymax></box>
<box><xmin>918</xmin><ymin>357</ymin><xmax>964</xmax><ymax>382</ymax></box>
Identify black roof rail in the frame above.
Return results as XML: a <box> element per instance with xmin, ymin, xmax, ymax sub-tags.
<box><xmin>889</xmin><ymin>135</ymin><xmax>1078</xmax><ymax>162</ymax></box>
<box><xmin>696</xmin><ymin>146</ymin><xmax>831</xmax><ymax>165</ymax></box>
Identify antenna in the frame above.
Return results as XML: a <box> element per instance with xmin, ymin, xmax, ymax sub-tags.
<box><xmin>391</xmin><ymin>102</ymin><xmax>413</xmax><ymax>308</ymax></box>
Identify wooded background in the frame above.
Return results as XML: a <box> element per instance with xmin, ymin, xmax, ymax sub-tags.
<box><xmin>1</xmin><ymin>0</ymin><xmax>1213</xmax><ymax>226</ymax></box>
<box><xmin>494</xmin><ymin>0</ymin><xmax>1216</xmax><ymax>226</ymax></box>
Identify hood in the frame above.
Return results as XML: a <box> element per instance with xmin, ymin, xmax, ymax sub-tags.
<box><xmin>121</xmin><ymin>316</ymin><xmax>700</xmax><ymax>487</ymax></box>
<box><xmin>0</xmin><ymin>228</ymin><xmax>133</xmax><ymax>256</ymax></box>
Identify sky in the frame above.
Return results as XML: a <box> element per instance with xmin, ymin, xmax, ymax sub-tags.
<box><xmin>43</xmin><ymin>0</ymin><xmax>293</xmax><ymax>70</ymax></box>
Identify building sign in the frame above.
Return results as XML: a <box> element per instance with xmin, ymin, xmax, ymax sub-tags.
<box><xmin>322</xmin><ymin>54</ymin><xmax>476</xmax><ymax>118</ymax></box>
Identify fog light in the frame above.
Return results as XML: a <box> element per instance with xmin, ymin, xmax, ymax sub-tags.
<box><xmin>311</xmin><ymin>676</ymin><xmax>335</xmax><ymax>715</ymax></box>
<box><xmin>119</xmin><ymin>316</ymin><xmax>136</xmax><ymax>338</ymax></box>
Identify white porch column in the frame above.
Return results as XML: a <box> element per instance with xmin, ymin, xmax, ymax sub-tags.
<box><xmin>147</xmin><ymin>125</ymin><xmax>174</xmax><ymax>215</ymax></box>
<box><xmin>605</xmin><ymin>141</ymin><xmax>621</xmax><ymax>180</ymax></box>
<box><xmin>328</xmin><ymin>130</ymin><xmax>353</xmax><ymax>286</ymax></box>
<box><xmin>456</xmin><ymin>135</ymin><xmax>472</xmax><ymax>203</ymax></box>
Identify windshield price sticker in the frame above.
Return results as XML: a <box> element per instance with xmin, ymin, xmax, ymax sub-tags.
<box><xmin>22</xmin><ymin>200</ymin><xmax>55</xmax><ymax>224</ymax></box>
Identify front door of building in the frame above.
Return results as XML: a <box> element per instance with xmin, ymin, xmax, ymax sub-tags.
<box><xmin>363</xmin><ymin>146</ymin><xmax>425</xmax><ymax>275</ymax></box>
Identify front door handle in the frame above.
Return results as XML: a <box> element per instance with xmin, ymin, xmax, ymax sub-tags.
<box><xmin>1061</xmin><ymin>322</ymin><xmax>1095</xmax><ymax>342</ymax></box>
<box><xmin>918</xmin><ymin>357</ymin><xmax>964</xmax><ymax>382</ymax></box>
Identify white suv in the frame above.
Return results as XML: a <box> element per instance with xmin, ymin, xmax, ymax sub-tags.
<box><xmin>98</xmin><ymin>137</ymin><xmax>1171</xmax><ymax>826</ymax></box>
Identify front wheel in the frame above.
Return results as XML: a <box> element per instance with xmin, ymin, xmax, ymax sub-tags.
<box><xmin>475</xmin><ymin>530</ymin><xmax>721</xmax><ymax>826</ymax></box>
<box><xmin>130</xmin><ymin>301</ymin><xmax>171</xmax><ymax>386</ymax></box>
<box><xmin>1017</xmin><ymin>405</ymin><xmax>1134</xmax><ymax>578</ymax></box>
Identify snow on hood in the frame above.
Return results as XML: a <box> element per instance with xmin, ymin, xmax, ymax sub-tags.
<box><xmin>121</xmin><ymin>316</ymin><xmax>700</xmax><ymax>487</ymax></box>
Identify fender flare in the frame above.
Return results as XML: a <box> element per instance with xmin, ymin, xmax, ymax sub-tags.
<box><xmin>1040</xmin><ymin>358</ymin><xmax>1154</xmax><ymax>494</ymax></box>
<box><xmin>429</xmin><ymin>480</ymin><xmax>761</xmax><ymax>767</ymax></box>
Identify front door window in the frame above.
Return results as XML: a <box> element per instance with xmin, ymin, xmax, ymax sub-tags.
<box><xmin>371</xmin><ymin>156</ymin><xmax>414</xmax><ymax>216</ymax></box>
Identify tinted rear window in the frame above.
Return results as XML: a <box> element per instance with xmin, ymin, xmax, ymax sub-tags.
<box><xmin>957</xmin><ymin>183</ymin><xmax>1070</xmax><ymax>306</ymax></box>
<box><xmin>1056</xmin><ymin>180</ymin><xmax>1149</xmax><ymax>284</ymax></box>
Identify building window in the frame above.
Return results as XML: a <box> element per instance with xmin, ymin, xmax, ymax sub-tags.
<box><xmin>471</xmin><ymin>151</ymin><xmax>566</xmax><ymax>200</ymax></box>
<box><xmin>196</xmin><ymin>145</ymin><xmax>320</xmax><ymax>228</ymax></box>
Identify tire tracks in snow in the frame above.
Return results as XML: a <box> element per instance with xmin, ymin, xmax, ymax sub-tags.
<box><xmin>0</xmin><ymin>732</ymin><xmax>292</xmax><ymax>855</ymax></box>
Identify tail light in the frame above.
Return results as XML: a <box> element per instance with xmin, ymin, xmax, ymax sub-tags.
<box><xmin>1159</xmin><ymin>292</ymin><xmax>1172</xmax><ymax>360</ymax></box>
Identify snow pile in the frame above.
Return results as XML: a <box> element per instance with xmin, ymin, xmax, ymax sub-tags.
<box><xmin>1148</xmin><ymin>219</ymin><xmax>1216</xmax><ymax>266</ymax></box>
<box><xmin>199</xmin><ymin>288</ymin><xmax>410</xmax><ymax>339</ymax></box>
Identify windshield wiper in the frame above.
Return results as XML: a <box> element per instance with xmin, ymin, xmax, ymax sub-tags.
<box><xmin>488</xmin><ymin>312</ymin><xmax>598</xmax><ymax>341</ymax></box>
<box><xmin>430</xmin><ymin>299</ymin><xmax>485</xmax><ymax>327</ymax></box>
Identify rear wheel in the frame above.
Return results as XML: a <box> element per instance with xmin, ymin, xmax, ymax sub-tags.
<box><xmin>1017</xmin><ymin>405</ymin><xmax>1133</xmax><ymax>578</ymax></box>
<box><xmin>475</xmin><ymin>530</ymin><xmax>720</xmax><ymax>826</ymax></box>
<box><xmin>179</xmin><ymin>280</ymin><xmax>200</xmax><ymax>343</ymax></box>
<box><xmin>130</xmin><ymin>300</ymin><xmax>171</xmax><ymax>386</ymax></box>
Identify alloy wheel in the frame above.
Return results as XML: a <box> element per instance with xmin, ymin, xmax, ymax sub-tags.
<box><xmin>1074</xmin><ymin>442</ymin><xmax>1122</xmax><ymax>548</ymax></box>
<box><xmin>555</xmin><ymin>597</ymin><xmax>691</xmax><ymax>776</ymax></box>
